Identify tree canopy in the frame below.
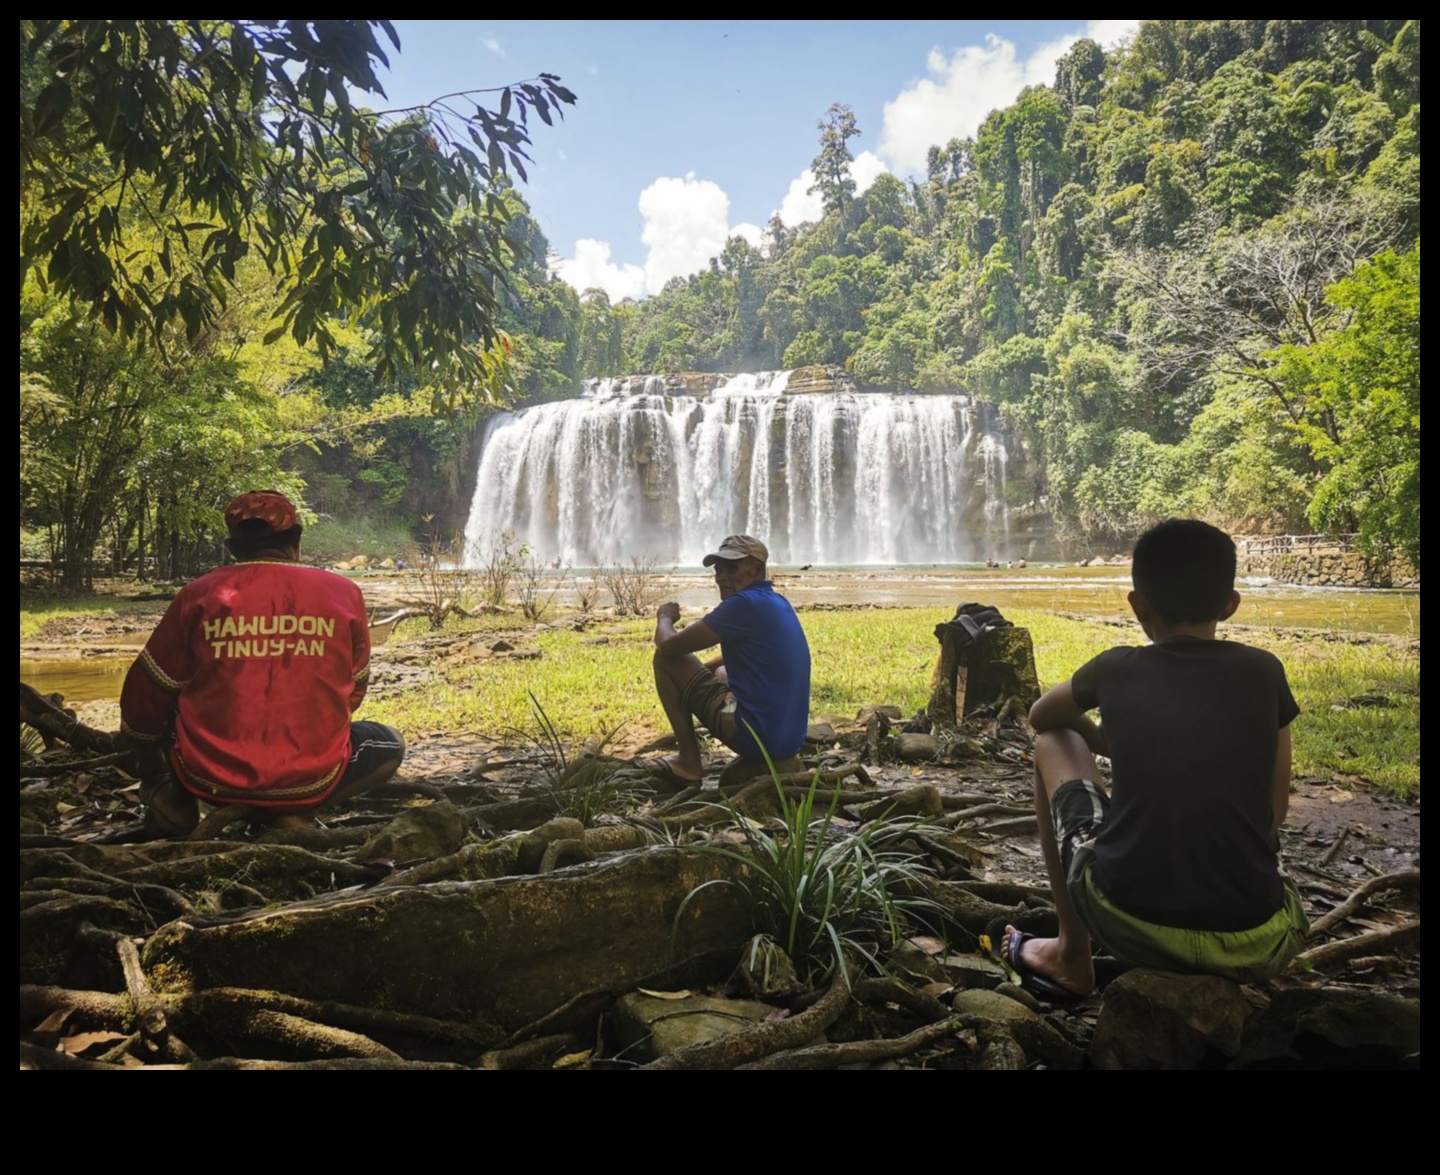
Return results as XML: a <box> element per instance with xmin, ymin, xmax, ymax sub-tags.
<box><xmin>20</xmin><ymin>20</ymin><xmax>575</xmax><ymax>407</ymax></box>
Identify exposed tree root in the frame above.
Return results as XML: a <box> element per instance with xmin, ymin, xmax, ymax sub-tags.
<box><xmin>20</xmin><ymin>683</ymin><xmax>126</xmax><ymax>755</ymax></box>
<box><xmin>852</xmin><ymin>976</ymin><xmax>953</xmax><ymax>1023</ymax></box>
<box><xmin>189</xmin><ymin>805</ymin><xmax>262</xmax><ymax>840</ymax></box>
<box><xmin>640</xmin><ymin>967</ymin><xmax>853</xmax><ymax>1070</ymax></box>
<box><xmin>1298</xmin><ymin>919</ymin><xmax>1420</xmax><ymax>969</ymax></box>
<box><xmin>21</xmin><ymin>982</ymin><xmax>495</xmax><ymax>1058</ymax></box>
<box><xmin>492</xmin><ymin>988</ymin><xmax>615</xmax><ymax>1051</ymax></box>
<box><xmin>477</xmin><ymin>1032</ymin><xmax>579</xmax><ymax>1069</ymax></box>
<box><xmin>183</xmin><ymin>1001</ymin><xmax>401</xmax><ymax>1061</ymax></box>
<box><xmin>20</xmin><ymin>752</ymin><xmax>129</xmax><ymax>779</ymax></box>
<box><xmin>974</xmin><ymin>815</ymin><xmax>1038</xmax><ymax>837</ymax></box>
<box><xmin>121</xmin><ymin>844</ymin><xmax>389</xmax><ymax>891</ymax></box>
<box><xmin>255</xmin><ymin>824</ymin><xmax>377</xmax><ymax>850</ymax></box>
<box><xmin>937</xmin><ymin>802</ymin><xmax>1034</xmax><ymax>827</ymax></box>
<box><xmin>117</xmin><ymin>938</ymin><xmax>199</xmax><ymax>1063</ymax></box>
<box><xmin>182</xmin><ymin>988</ymin><xmax>491</xmax><ymax>1054</ymax></box>
<box><xmin>20</xmin><ymin>1042</ymin><xmax>463</xmax><ymax>1070</ymax></box>
<box><xmin>1307</xmin><ymin>869</ymin><xmax>1420</xmax><ymax>939</ymax></box>
<box><xmin>738</xmin><ymin>1016</ymin><xmax>968</xmax><ymax>1069</ymax></box>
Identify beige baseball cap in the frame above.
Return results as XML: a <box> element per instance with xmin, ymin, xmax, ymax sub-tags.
<box><xmin>702</xmin><ymin>534</ymin><xmax>769</xmax><ymax>566</ymax></box>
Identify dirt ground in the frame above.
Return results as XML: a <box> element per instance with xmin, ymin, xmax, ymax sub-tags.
<box><xmin>19</xmin><ymin>593</ymin><xmax>1422</xmax><ymax>1068</ymax></box>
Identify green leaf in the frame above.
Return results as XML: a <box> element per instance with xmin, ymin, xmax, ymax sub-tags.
<box><xmin>32</xmin><ymin>80</ymin><xmax>74</xmax><ymax>136</ymax></box>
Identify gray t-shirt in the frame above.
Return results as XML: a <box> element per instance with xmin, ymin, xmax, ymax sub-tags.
<box><xmin>1072</xmin><ymin>636</ymin><xmax>1299</xmax><ymax>931</ymax></box>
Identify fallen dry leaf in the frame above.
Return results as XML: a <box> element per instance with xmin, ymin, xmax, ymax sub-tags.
<box><xmin>637</xmin><ymin>988</ymin><xmax>694</xmax><ymax>1000</ymax></box>
<box><xmin>553</xmin><ymin>1050</ymin><xmax>592</xmax><ymax>1068</ymax></box>
<box><xmin>32</xmin><ymin>1009</ymin><xmax>71</xmax><ymax>1035</ymax></box>
<box><xmin>58</xmin><ymin>1031</ymin><xmax>128</xmax><ymax>1055</ymax></box>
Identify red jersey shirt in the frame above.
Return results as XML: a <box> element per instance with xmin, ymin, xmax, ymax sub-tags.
<box><xmin>120</xmin><ymin>560</ymin><xmax>370</xmax><ymax>808</ymax></box>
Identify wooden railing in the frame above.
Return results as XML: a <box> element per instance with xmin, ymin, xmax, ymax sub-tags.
<box><xmin>1235</xmin><ymin>534</ymin><xmax>1356</xmax><ymax>556</ymax></box>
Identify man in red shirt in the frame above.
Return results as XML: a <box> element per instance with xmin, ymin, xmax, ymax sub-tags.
<box><xmin>121</xmin><ymin>491</ymin><xmax>405</xmax><ymax>834</ymax></box>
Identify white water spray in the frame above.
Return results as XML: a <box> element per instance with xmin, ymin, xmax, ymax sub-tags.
<box><xmin>464</xmin><ymin>372</ymin><xmax>1012</xmax><ymax>566</ymax></box>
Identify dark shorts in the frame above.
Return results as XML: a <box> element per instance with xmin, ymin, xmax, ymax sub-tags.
<box><xmin>1051</xmin><ymin>778</ymin><xmax>1309</xmax><ymax>983</ymax></box>
<box><xmin>336</xmin><ymin>721</ymin><xmax>406</xmax><ymax>795</ymax></box>
<box><xmin>679</xmin><ymin>666</ymin><xmax>741</xmax><ymax>750</ymax></box>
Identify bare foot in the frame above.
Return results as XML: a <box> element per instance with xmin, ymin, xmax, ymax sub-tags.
<box><xmin>1000</xmin><ymin>925</ymin><xmax>1096</xmax><ymax>998</ymax></box>
<box><xmin>640</xmin><ymin>754</ymin><xmax>703</xmax><ymax>786</ymax></box>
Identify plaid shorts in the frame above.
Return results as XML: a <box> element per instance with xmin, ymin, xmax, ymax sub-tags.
<box><xmin>679</xmin><ymin>666</ymin><xmax>740</xmax><ymax>748</ymax></box>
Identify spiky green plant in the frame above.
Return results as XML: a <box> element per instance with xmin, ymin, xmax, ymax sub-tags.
<box><xmin>678</xmin><ymin>737</ymin><xmax>943</xmax><ymax>985</ymax></box>
<box><xmin>513</xmin><ymin>693</ymin><xmax>635</xmax><ymax>827</ymax></box>
<box><xmin>20</xmin><ymin>723</ymin><xmax>45</xmax><ymax>762</ymax></box>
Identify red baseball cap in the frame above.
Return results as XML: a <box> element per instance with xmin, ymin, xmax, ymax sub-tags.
<box><xmin>224</xmin><ymin>490</ymin><xmax>300</xmax><ymax>537</ymax></box>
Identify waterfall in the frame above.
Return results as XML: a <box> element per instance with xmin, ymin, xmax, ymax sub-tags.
<box><xmin>464</xmin><ymin>372</ymin><xmax>1013</xmax><ymax>566</ymax></box>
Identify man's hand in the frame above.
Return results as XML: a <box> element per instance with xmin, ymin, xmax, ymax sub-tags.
<box><xmin>657</xmin><ymin>602</ymin><xmax>681</xmax><ymax>623</ymax></box>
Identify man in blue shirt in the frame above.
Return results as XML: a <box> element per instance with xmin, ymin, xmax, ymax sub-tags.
<box><xmin>651</xmin><ymin>534</ymin><xmax>811</xmax><ymax>786</ymax></box>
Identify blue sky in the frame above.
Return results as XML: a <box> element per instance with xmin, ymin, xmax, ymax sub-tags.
<box><xmin>371</xmin><ymin>20</ymin><xmax>1139</xmax><ymax>300</ymax></box>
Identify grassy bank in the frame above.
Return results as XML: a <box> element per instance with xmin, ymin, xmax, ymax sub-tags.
<box><xmin>364</xmin><ymin>606</ymin><xmax>1420</xmax><ymax>801</ymax></box>
<box><xmin>20</xmin><ymin>596</ymin><xmax>157</xmax><ymax>641</ymax></box>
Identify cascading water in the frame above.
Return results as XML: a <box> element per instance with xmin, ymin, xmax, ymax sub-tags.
<box><xmin>464</xmin><ymin>371</ymin><xmax>1013</xmax><ymax>566</ymax></box>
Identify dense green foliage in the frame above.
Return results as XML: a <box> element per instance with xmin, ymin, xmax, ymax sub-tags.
<box><xmin>19</xmin><ymin>20</ymin><xmax>578</xmax><ymax>583</ymax></box>
<box><xmin>20</xmin><ymin>19</ymin><xmax>574</xmax><ymax>408</ymax></box>
<box><xmin>19</xmin><ymin>19</ymin><xmax>1422</xmax><ymax>580</ymax></box>
<box><xmin>610</xmin><ymin>20</ymin><xmax>1421</xmax><ymax>557</ymax></box>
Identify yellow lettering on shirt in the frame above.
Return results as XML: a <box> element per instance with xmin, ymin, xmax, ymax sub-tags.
<box><xmin>204</xmin><ymin>615</ymin><xmax>336</xmax><ymax>661</ymax></box>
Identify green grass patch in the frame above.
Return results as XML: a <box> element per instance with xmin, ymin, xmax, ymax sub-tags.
<box><xmin>20</xmin><ymin>597</ymin><xmax>155</xmax><ymax>641</ymax></box>
<box><xmin>364</xmin><ymin>606</ymin><xmax>1419</xmax><ymax>802</ymax></box>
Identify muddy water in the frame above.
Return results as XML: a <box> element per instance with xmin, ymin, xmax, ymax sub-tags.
<box><xmin>20</xmin><ymin>565</ymin><xmax>1419</xmax><ymax>705</ymax></box>
<box><xmin>21</xmin><ymin>657</ymin><xmax>132</xmax><ymax>704</ymax></box>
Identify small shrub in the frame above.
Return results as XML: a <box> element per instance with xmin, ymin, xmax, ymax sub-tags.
<box><xmin>514</xmin><ymin>695</ymin><xmax>635</xmax><ymax>827</ymax></box>
<box><xmin>678</xmin><ymin>739</ymin><xmax>943</xmax><ymax>985</ymax></box>
<box><xmin>476</xmin><ymin>530</ymin><xmax>525</xmax><ymax>608</ymax></box>
<box><xmin>602</xmin><ymin>554</ymin><xmax>668</xmax><ymax>617</ymax></box>
<box><xmin>516</xmin><ymin>552</ymin><xmax>566</xmax><ymax>622</ymax></box>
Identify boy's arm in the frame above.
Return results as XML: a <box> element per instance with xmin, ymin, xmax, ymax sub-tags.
<box><xmin>1272</xmin><ymin>724</ymin><xmax>1293</xmax><ymax>833</ymax></box>
<box><xmin>1029</xmin><ymin>680</ymin><xmax>1108</xmax><ymax>758</ymax></box>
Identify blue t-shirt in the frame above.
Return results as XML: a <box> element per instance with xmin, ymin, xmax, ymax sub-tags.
<box><xmin>703</xmin><ymin>582</ymin><xmax>811</xmax><ymax>760</ymax></box>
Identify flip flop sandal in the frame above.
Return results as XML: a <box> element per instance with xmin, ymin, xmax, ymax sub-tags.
<box><xmin>983</xmin><ymin>917</ymin><xmax>1084</xmax><ymax>1001</ymax></box>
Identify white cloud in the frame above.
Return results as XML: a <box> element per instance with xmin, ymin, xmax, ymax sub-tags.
<box><xmin>553</xmin><ymin>239</ymin><xmax>646</xmax><ymax>302</ymax></box>
<box><xmin>731</xmin><ymin>222</ymin><xmax>764</xmax><ymax>248</ymax></box>
<box><xmin>639</xmin><ymin>173</ymin><xmax>735</xmax><ymax>292</ymax></box>
<box><xmin>556</xmin><ymin>172</ymin><xmax>763</xmax><ymax>300</ymax></box>
<box><xmin>482</xmin><ymin>36</ymin><xmax>504</xmax><ymax>56</ymax></box>
<box><xmin>777</xmin><ymin>150</ymin><xmax>890</xmax><ymax>227</ymax></box>
<box><xmin>879</xmin><ymin>20</ymin><xmax>1139</xmax><ymax>174</ymax></box>
<box><xmin>778</xmin><ymin>171</ymin><xmax>823</xmax><ymax>228</ymax></box>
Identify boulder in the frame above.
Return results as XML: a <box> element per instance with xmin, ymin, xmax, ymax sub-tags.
<box><xmin>894</xmin><ymin>733</ymin><xmax>940</xmax><ymax>762</ymax></box>
<box><xmin>354</xmin><ymin>801</ymin><xmax>468</xmax><ymax>865</ymax></box>
<box><xmin>1090</xmin><ymin>969</ymin><xmax>1253</xmax><ymax>1069</ymax></box>
<box><xmin>784</xmin><ymin>364</ymin><xmax>853</xmax><ymax>395</ymax></box>
<box><xmin>612</xmin><ymin>991</ymin><xmax>779</xmax><ymax>1060</ymax></box>
<box><xmin>950</xmin><ymin>989</ymin><xmax>1083</xmax><ymax>1068</ymax></box>
<box><xmin>1234</xmin><ymin>987</ymin><xmax>1421</xmax><ymax>1069</ymax></box>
